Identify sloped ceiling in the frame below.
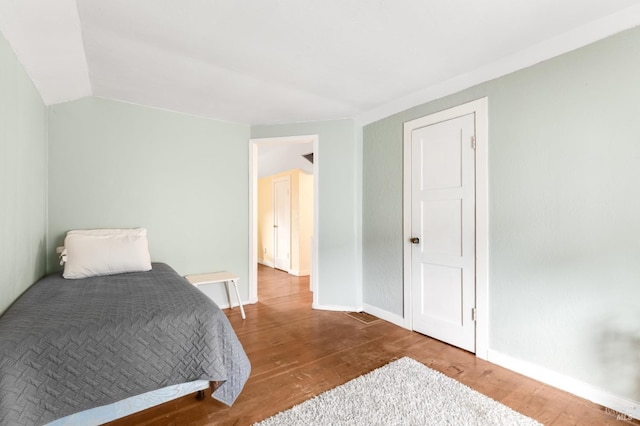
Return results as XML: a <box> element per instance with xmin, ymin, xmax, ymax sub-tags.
<box><xmin>258</xmin><ymin>142</ymin><xmax>314</xmax><ymax>178</ymax></box>
<box><xmin>2</xmin><ymin>0</ymin><xmax>640</xmax><ymax>125</ymax></box>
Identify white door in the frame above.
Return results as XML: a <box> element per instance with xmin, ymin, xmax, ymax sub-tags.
<box><xmin>273</xmin><ymin>178</ymin><xmax>291</xmax><ymax>272</ymax></box>
<box><xmin>410</xmin><ymin>113</ymin><xmax>476</xmax><ymax>352</ymax></box>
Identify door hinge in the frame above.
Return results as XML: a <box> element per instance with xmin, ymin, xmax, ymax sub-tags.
<box><xmin>471</xmin><ymin>136</ymin><xmax>476</xmax><ymax>150</ymax></box>
<box><xmin>471</xmin><ymin>307</ymin><xmax>477</xmax><ymax>321</ymax></box>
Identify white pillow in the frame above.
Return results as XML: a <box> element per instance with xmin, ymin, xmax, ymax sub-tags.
<box><xmin>62</xmin><ymin>228</ymin><xmax>152</xmax><ymax>279</ymax></box>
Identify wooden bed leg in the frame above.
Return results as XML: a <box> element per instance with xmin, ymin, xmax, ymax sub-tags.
<box><xmin>197</xmin><ymin>381</ymin><xmax>222</xmax><ymax>401</ymax></box>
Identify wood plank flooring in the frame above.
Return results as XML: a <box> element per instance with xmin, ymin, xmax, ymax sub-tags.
<box><xmin>109</xmin><ymin>265</ymin><xmax>638</xmax><ymax>425</ymax></box>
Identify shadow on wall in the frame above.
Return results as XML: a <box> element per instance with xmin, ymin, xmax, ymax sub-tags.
<box><xmin>48</xmin><ymin>232</ymin><xmax>68</xmax><ymax>272</ymax></box>
<box><xmin>595</xmin><ymin>308</ymin><xmax>640</xmax><ymax>401</ymax></box>
<box><xmin>36</xmin><ymin>237</ymin><xmax>47</xmax><ymax>279</ymax></box>
<box><xmin>1</xmin><ymin>237</ymin><xmax>47</xmax><ymax>316</ymax></box>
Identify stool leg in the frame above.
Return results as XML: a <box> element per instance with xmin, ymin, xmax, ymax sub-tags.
<box><xmin>223</xmin><ymin>281</ymin><xmax>233</xmax><ymax>310</ymax></box>
<box><xmin>231</xmin><ymin>280</ymin><xmax>246</xmax><ymax>319</ymax></box>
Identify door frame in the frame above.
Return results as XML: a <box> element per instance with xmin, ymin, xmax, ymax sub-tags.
<box><xmin>249</xmin><ymin>134</ymin><xmax>319</xmax><ymax>305</ymax></box>
<box><xmin>272</xmin><ymin>175</ymin><xmax>291</xmax><ymax>272</ymax></box>
<box><xmin>402</xmin><ymin>97</ymin><xmax>489</xmax><ymax>359</ymax></box>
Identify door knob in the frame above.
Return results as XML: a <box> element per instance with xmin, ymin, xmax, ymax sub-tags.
<box><xmin>410</xmin><ymin>237</ymin><xmax>420</xmax><ymax>244</ymax></box>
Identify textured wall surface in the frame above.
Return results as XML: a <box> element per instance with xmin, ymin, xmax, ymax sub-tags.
<box><xmin>251</xmin><ymin>120</ymin><xmax>360</xmax><ymax>309</ymax></box>
<box><xmin>0</xmin><ymin>33</ymin><xmax>47</xmax><ymax>314</ymax></box>
<box><xmin>47</xmin><ymin>98</ymin><xmax>251</xmax><ymax>303</ymax></box>
<box><xmin>363</xmin><ymin>27</ymin><xmax>640</xmax><ymax>400</ymax></box>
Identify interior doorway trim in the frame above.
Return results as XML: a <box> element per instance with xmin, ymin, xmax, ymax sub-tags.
<box><xmin>402</xmin><ymin>97</ymin><xmax>489</xmax><ymax>360</ymax></box>
<box><xmin>249</xmin><ymin>134</ymin><xmax>319</xmax><ymax>306</ymax></box>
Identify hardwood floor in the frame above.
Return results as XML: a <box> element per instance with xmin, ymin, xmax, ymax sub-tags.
<box><xmin>109</xmin><ymin>265</ymin><xmax>638</xmax><ymax>425</ymax></box>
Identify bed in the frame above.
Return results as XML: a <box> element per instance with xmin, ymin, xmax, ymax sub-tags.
<box><xmin>0</xmin><ymin>262</ymin><xmax>251</xmax><ymax>426</ymax></box>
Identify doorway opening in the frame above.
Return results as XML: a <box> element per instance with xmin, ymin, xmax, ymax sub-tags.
<box><xmin>249</xmin><ymin>135</ymin><xmax>319</xmax><ymax>306</ymax></box>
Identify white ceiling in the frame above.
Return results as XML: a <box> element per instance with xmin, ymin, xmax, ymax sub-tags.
<box><xmin>2</xmin><ymin>1</ymin><xmax>640</xmax><ymax>125</ymax></box>
<box><xmin>257</xmin><ymin>142</ymin><xmax>314</xmax><ymax>179</ymax></box>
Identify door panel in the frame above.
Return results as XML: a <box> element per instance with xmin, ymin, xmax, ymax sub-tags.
<box><xmin>421</xmin><ymin>131</ymin><xmax>462</xmax><ymax>190</ymax></box>
<box><xmin>420</xmin><ymin>264</ymin><xmax>463</xmax><ymax>325</ymax></box>
<box><xmin>411</xmin><ymin>113</ymin><xmax>476</xmax><ymax>352</ymax></box>
<box><xmin>422</xmin><ymin>199</ymin><xmax>462</xmax><ymax>257</ymax></box>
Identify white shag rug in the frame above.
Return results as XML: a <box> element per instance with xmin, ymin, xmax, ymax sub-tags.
<box><xmin>255</xmin><ymin>357</ymin><xmax>542</xmax><ymax>426</ymax></box>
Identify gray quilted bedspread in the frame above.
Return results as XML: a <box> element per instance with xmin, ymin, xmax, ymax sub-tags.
<box><xmin>0</xmin><ymin>263</ymin><xmax>251</xmax><ymax>426</ymax></box>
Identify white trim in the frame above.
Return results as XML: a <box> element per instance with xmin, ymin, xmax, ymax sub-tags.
<box><xmin>403</xmin><ymin>97</ymin><xmax>489</xmax><ymax>359</ymax></box>
<box><xmin>257</xmin><ymin>259</ymin><xmax>274</xmax><ymax>268</ymax></box>
<box><xmin>362</xmin><ymin>303</ymin><xmax>408</xmax><ymax>329</ymax></box>
<box><xmin>488</xmin><ymin>349</ymin><xmax>639</xmax><ymax>421</ymax></box>
<box><xmin>249</xmin><ymin>140</ymin><xmax>259</xmax><ymax>303</ymax></box>
<box><xmin>216</xmin><ymin>299</ymin><xmax>259</xmax><ymax>310</ymax></box>
<box><xmin>473</xmin><ymin>99</ymin><xmax>489</xmax><ymax>361</ymax></box>
<box><xmin>289</xmin><ymin>269</ymin><xmax>310</xmax><ymax>277</ymax></box>
<box><xmin>402</xmin><ymin>110</ymin><xmax>413</xmax><ymax>330</ymax></box>
<box><xmin>356</xmin><ymin>5</ymin><xmax>640</xmax><ymax>125</ymax></box>
<box><xmin>311</xmin><ymin>141</ymin><xmax>319</xmax><ymax>295</ymax></box>
<box><xmin>249</xmin><ymin>135</ymin><xmax>319</xmax><ymax>306</ymax></box>
<box><xmin>312</xmin><ymin>303</ymin><xmax>362</xmax><ymax>312</ymax></box>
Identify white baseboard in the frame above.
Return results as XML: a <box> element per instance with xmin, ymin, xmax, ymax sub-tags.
<box><xmin>362</xmin><ymin>303</ymin><xmax>408</xmax><ymax>329</ymax></box>
<box><xmin>258</xmin><ymin>259</ymin><xmax>274</xmax><ymax>268</ymax></box>
<box><xmin>216</xmin><ymin>297</ymin><xmax>258</xmax><ymax>311</ymax></box>
<box><xmin>487</xmin><ymin>349</ymin><xmax>639</xmax><ymax>421</ymax></box>
<box><xmin>311</xmin><ymin>302</ymin><xmax>362</xmax><ymax>312</ymax></box>
<box><xmin>309</xmin><ymin>303</ymin><xmax>407</xmax><ymax>328</ymax></box>
<box><xmin>289</xmin><ymin>269</ymin><xmax>310</xmax><ymax>277</ymax></box>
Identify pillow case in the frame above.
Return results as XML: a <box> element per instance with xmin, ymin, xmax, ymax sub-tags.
<box><xmin>62</xmin><ymin>228</ymin><xmax>152</xmax><ymax>279</ymax></box>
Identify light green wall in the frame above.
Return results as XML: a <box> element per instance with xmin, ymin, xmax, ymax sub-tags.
<box><xmin>0</xmin><ymin>33</ymin><xmax>48</xmax><ymax>314</ymax></box>
<box><xmin>47</xmin><ymin>98</ymin><xmax>251</xmax><ymax>301</ymax></box>
<box><xmin>363</xmin><ymin>27</ymin><xmax>640</xmax><ymax>400</ymax></box>
<box><xmin>251</xmin><ymin>120</ymin><xmax>361</xmax><ymax>308</ymax></box>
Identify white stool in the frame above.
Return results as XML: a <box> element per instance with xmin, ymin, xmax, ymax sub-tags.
<box><xmin>185</xmin><ymin>271</ymin><xmax>246</xmax><ymax>319</ymax></box>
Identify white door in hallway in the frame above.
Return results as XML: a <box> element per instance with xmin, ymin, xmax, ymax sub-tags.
<box><xmin>409</xmin><ymin>112</ymin><xmax>476</xmax><ymax>352</ymax></box>
<box><xmin>273</xmin><ymin>177</ymin><xmax>291</xmax><ymax>272</ymax></box>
